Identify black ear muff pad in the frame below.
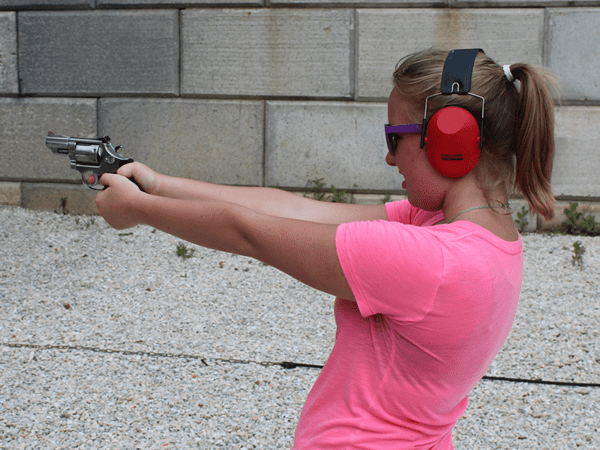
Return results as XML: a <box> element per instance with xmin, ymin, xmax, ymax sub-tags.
<box><xmin>423</xmin><ymin>106</ymin><xmax>481</xmax><ymax>179</ymax></box>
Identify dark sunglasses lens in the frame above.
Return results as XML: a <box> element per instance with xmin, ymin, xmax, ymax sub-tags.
<box><xmin>387</xmin><ymin>134</ymin><xmax>399</xmax><ymax>154</ymax></box>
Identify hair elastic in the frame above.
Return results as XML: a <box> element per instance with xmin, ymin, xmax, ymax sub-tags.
<box><xmin>503</xmin><ymin>65</ymin><xmax>515</xmax><ymax>83</ymax></box>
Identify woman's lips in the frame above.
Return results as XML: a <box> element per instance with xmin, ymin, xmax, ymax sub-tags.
<box><xmin>402</xmin><ymin>181</ymin><xmax>407</xmax><ymax>189</ymax></box>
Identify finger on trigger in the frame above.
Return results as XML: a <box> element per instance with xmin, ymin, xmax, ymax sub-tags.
<box><xmin>97</xmin><ymin>173</ymin><xmax>113</xmax><ymax>186</ymax></box>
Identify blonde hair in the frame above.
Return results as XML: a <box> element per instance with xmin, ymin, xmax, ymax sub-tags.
<box><xmin>392</xmin><ymin>48</ymin><xmax>560</xmax><ymax>220</ymax></box>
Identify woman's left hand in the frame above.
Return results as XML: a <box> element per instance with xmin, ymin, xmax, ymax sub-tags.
<box><xmin>95</xmin><ymin>173</ymin><xmax>144</xmax><ymax>230</ymax></box>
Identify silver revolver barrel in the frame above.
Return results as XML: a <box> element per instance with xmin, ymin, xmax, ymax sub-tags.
<box><xmin>45</xmin><ymin>132</ymin><xmax>136</xmax><ymax>191</ymax></box>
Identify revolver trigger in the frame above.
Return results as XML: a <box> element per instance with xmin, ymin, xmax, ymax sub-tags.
<box><xmin>115</xmin><ymin>145</ymin><xmax>123</xmax><ymax>151</ymax></box>
<box><xmin>81</xmin><ymin>171</ymin><xmax>104</xmax><ymax>191</ymax></box>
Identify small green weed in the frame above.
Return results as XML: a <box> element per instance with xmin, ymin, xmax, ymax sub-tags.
<box><xmin>514</xmin><ymin>206</ymin><xmax>530</xmax><ymax>233</ymax></box>
<box><xmin>56</xmin><ymin>197</ymin><xmax>68</xmax><ymax>215</ymax></box>
<box><xmin>75</xmin><ymin>216</ymin><xmax>96</xmax><ymax>228</ymax></box>
<box><xmin>560</xmin><ymin>202</ymin><xmax>600</xmax><ymax>236</ymax></box>
<box><xmin>380</xmin><ymin>194</ymin><xmax>392</xmax><ymax>204</ymax></box>
<box><xmin>572</xmin><ymin>240</ymin><xmax>585</xmax><ymax>267</ymax></box>
<box><xmin>176</xmin><ymin>242</ymin><xmax>195</xmax><ymax>259</ymax></box>
<box><xmin>304</xmin><ymin>178</ymin><xmax>354</xmax><ymax>203</ymax></box>
<box><xmin>329</xmin><ymin>185</ymin><xmax>351</xmax><ymax>203</ymax></box>
<box><xmin>304</xmin><ymin>178</ymin><xmax>329</xmax><ymax>201</ymax></box>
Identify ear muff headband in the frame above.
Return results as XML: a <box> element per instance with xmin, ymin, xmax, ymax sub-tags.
<box><xmin>420</xmin><ymin>49</ymin><xmax>485</xmax><ymax>179</ymax></box>
<box><xmin>440</xmin><ymin>48</ymin><xmax>481</xmax><ymax>94</ymax></box>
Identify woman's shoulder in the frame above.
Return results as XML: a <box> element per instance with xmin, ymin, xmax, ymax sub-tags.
<box><xmin>432</xmin><ymin>220</ymin><xmax>522</xmax><ymax>257</ymax></box>
<box><xmin>452</xmin><ymin>211</ymin><xmax>520</xmax><ymax>243</ymax></box>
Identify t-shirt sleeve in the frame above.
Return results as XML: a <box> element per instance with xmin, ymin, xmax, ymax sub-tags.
<box><xmin>336</xmin><ymin>220</ymin><xmax>444</xmax><ymax>324</ymax></box>
<box><xmin>385</xmin><ymin>200</ymin><xmax>445</xmax><ymax>226</ymax></box>
<box><xmin>385</xmin><ymin>200</ymin><xmax>413</xmax><ymax>223</ymax></box>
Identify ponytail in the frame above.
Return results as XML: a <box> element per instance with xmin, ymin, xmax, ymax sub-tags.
<box><xmin>510</xmin><ymin>64</ymin><xmax>560</xmax><ymax>220</ymax></box>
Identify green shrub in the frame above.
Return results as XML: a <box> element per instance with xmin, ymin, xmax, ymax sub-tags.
<box><xmin>560</xmin><ymin>203</ymin><xmax>600</xmax><ymax>236</ymax></box>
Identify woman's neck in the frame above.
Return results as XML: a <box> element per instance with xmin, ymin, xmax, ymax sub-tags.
<box><xmin>440</xmin><ymin>176</ymin><xmax>510</xmax><ymax>224</ymax></box>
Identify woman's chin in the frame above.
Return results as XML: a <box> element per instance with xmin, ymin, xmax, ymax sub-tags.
<box><xmin>408</xmin><ymin>195</ymin><xmax>444</xmax><ymax>212</ymax></box>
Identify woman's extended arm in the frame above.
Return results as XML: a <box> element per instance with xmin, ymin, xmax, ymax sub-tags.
<box><xmin>120</xmin><ymin>162</ymin><xmax>388</xmax><ymax>224</ymax></box>
<box><xmin>95</xmin><ymin>172</ymin><xmax>356</xmax><ymax>301</ymax></box>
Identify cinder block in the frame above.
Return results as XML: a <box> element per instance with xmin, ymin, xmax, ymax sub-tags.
<box><xmin>296</xmin><ymin>191</ymin><xmax>405</xmax><ymax>205</ymax></box>
<box><xmin>19</xmin><ymin>11</ymin><xmax>179</xmax><ymax>96</ymax></box>
<box><xmin>357</xmin><ymin>9</ymin><xmax>544</xmax><ymax>100</ymax></box>
<box><xmin>99</xmin><ymin>0</ymin><xmax>260</xmax><ymax>6</ymax></box>
<box><xmin>273</xmin><ymin>0</ymin><xmax>440</xmax><ymax>4</ymax></box>
<box><xmin>21</xmin><ymin>182</ymin><xmax>97</xmax><ymax>215</ymax></box>
<box><xmin>453</xmin><ymin>0</ymin><xmax>584</xmax><ymax>6</ymax></box>
<box><xmin>0</xmin><ymin>182</ymin><xmax>20</xmax><ymax>205</ymax></box>
<box><xmin>182</xmin><ymin>9</ymin><xmax>353</xmax><ymax>98</ymax></box>
<box><xmin>353</xmin><ymin>193</ymin><xmax>407</xmax><ymax>205</ymax></box>
<box><xmin>0</xmin><ymin>12</ymin><xmax>17</xmax><ymax>94</ymax></box>
<box><xmin>0</xmin><ymin>97</ymin><xmax>97</xmax><ymax>182</ymax></box>
<box><xmin>265</xmin><ymin>101</ymin><xmax>402</xmax><ymax>191</ymax></box>
<box><xmin>546</xmin><ymin>8</ymin><xmax>600</xmax><ymax>101</ymax></box>
<box><xmin>99</xmin><ymin>98</ymin><xmax>264</xmax><ymax>186</ymax></box>
<box><xmin>553</xmin><ymin>106</ymin><xmax>600</xmax><ymax>197</ymax></box>
<box><xmin>0</xmin><ymin>0</ymin><xmax>94</xmax><ymax>9</ymax></box>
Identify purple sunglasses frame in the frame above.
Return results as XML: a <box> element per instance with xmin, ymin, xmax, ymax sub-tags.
<box><xmin>384</xmin><ymin>123</ymin><xmax>422</xmax><ymax>154</ymax></box>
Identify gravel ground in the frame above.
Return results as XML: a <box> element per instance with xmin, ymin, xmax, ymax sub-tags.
<box><xmin>1</xmin><ymin>205</ymin><xmax>599</xmax><ymax>449</ymax></box>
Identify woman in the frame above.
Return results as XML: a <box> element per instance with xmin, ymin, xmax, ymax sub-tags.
<box><xmin>95</xmin><ymin>48</ymin><xmax>559</xmax><ymax>449</ymax></box>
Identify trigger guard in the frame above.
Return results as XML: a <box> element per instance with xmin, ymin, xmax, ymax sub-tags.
<box><xmin>81</xmin><ymin>171</ymin><xmax>104</xmax><ymax>191</ymax></box>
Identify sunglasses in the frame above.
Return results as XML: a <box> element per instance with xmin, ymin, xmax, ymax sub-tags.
<box><xmin>384</xmin><ymin>123</ymin><xmax>422</xmax><ymax>155</ymax></box>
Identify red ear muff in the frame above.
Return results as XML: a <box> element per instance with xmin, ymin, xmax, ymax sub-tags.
<box><xmin>423</xmin><ymin>106</ymin><xmax>481</xmax><ymax>179</ymax></box>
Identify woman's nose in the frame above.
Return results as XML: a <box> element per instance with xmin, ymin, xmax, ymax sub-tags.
<box><xmin>385</xmin><ymin>152</ymin><xmax>396</xmax><ymax>167</ymax></box>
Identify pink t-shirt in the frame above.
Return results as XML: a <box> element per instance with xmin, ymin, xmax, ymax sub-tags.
<box><xmin>292</xmin><ymin>200</ymin><xmax>523</xmax><ymax>450</ymax></box>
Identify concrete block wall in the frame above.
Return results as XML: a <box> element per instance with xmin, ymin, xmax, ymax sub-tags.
<box><xmin>1</xmin><ymin>2</ymin><xmax>599</xmax><ymax>230</ymax></box>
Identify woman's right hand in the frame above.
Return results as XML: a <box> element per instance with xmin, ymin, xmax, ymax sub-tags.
<box><xmin>116</xmin><ymin>161</ymin><xmax>162</xmax><ymax>195</ymax></box>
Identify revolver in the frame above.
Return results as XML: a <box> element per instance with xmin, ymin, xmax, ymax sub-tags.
<box><xmin>45</xmin><ymin>131</ymin><xmax>141</xmax><ymax>191</ymax></box>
